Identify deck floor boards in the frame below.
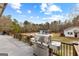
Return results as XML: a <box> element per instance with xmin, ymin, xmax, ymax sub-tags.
<box><xmin>0</xmin><ymin>35</ymin><xmax>33</xmax><ymax>56</ymax></box>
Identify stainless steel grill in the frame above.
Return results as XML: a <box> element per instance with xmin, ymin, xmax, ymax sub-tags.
<box><xmin>31</xmin><ymin>30</ymin><xmax>51</xmax><ymax>56</ymax></box>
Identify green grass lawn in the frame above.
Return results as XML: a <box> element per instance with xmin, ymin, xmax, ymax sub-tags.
<box><xmin>51</xmin><ymin>33</ymin><xmax>79</xmax><ymax>43</ymax></box>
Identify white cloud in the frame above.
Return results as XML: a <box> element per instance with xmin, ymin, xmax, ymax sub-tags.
<box><xmin>20</xmin><ymin>15</ymin><xmax>26</xmax><ymax>17</ymax></box>
<box><xmin>74</xmin><ymin>3</ymin><xmax>79</xmax><ymax>11</ymax></box>
<box><xmin>10</xmin><ymin>3</ymin><xmax>22</xmax><ymax>14</ymax></box>
<box><xmin>30</xmin><ymin>16</ymin><xmax>39</xmax><ymax>19</ymax></box>
<box><xmin>36</xmin><ymin>16</ymin><xmax>39</xmax><ymax>18</ymax></box>
<box><xmin>42</xmin><ymin>10</ymin><xmax>50</xmax><ymax>15</ymax></box>
<box><xmin>40</xmin><ymin>3</ymin><xmax>62</xmax><ymax>15</ymax></box>
<box><xmin>40</xmin><ymin>3</ymin><xmax>48</xmax><ymax>12</ymax></box>
<box><xmin>50</xmin><ymin>15</ymin><xmax>64</xmax><ymax>21</ymax></box>
<box><xmin>10</xmin><ymin>3</ymin><xmax>21</xmax><ymax>10</ymax></box>
<box><xmin>76</xmin><ymin>4</ymin><xmax>79</xmax><ymax>12</ymax></box>
<box><xmin>42</xmin><ymin>15</ymin><xmax>65</xmax><ymax>23</ymax></box>
<box><xmin>42</xmin><ymin>18</ymin><xmax>47</xmax><ymax>20</ymax></box>
<box><xmin>27</xmin><ymin>10</ymin><xmax>31</xmax><ymax>14</ymax></box>
<box><xmin>48</xmin><ymin>5</ymin><xmax>62</xmax><ymax>12</ymax></box>
<box><xmin>16</xmin><ymin>10</ymin><xmax>22</xmax><ymax>14</ymax></box>
<box><xmin>76</xmin><ymin>3</ymin><xmax>79</xmax><ymax>7</ymax></box>
<box><xmin>30</xmin><ymin>16</ymin><xmax>33</xmax><ymax>18</ymax></box>
<box><xmin>71</xmin><ymin>3</ymin><xmax>79</xmax><ymax>16</ymax></box>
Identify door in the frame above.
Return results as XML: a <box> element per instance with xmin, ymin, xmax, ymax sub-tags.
<box><xmin>75</xmin><ymin>33</ymin><xmax>77</xmax><ymax>37</ymax></box>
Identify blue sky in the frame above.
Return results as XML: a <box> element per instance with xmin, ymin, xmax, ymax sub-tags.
<box><xmin>3</xmin><ymin>3</ymin><xmax>79</xmax><ymax>24</ymax></box>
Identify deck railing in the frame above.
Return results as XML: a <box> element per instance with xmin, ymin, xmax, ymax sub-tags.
<box><xmin>14</xmin><ymin>33</ymin><xmax>78</xmax><ymax>56</ymax></box>
<box><xmin>74</xmin><ymin>45</ymin><xmax>79</xmax><ymax>56</ymax></box>
<box><xmin>14</xmin><ymin>33</ymin><xmax>33</xmax><ymax>45</ymax></box>
<box><xmin>49</xmin><ymin>41</ymin><xmax>78</xmax><ymax>56</ymax></box>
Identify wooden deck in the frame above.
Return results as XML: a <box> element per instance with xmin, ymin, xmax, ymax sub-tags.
<box><xmin>0</xmin><ymin>35</ymin><xmax>33</xmax><ymax>56</ymax></box>
<box><xmin>74</xmin><ymin>45</ymin><xmax>79</xmax><ymax>56</ymax></box>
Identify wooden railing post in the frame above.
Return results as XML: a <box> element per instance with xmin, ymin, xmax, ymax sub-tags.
<box><xmin>73</xmin><ymin>43</ymin><xmax>78</xmax><ymax>56</ymax></box>
<box><xmin>49</xmin><ymin>48</ymin><xmax>52</xmax><ymax>56</ymax></box>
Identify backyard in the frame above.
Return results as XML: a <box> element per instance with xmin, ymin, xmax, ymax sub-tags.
<box><xmin>0</xmin><ymin>3</ymin><xmax>79</xmax><ymax>56</ymax></box>
<box><xmin>51</xmin><ymin>33</ymin><xmax>79</xmax><ymax>43</ymax></box>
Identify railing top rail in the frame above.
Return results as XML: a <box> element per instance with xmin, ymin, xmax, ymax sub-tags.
<box><xmin>52</xmin><ymin>40</ymin><xmax>79</xmax><ymax>45</ymax></box>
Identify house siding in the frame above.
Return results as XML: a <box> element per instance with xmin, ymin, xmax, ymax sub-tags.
<box><xmin>64</xmin><ymin>27</ymin><xmax>79</xmax><ymax>38</ymax></box>
<box><xmin>77</xmin><ymin>33</ymin><xmax>79</xmax><ymax>38</ymax></box>
<box><xmin>64</xmin><ymin>30</ymin><xmax>74</xmax><ymax>37</ymax></box>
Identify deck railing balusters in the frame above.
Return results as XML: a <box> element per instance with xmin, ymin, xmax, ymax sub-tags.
<box><xmin>50</xmin><ymin>41</ymin><xmax>78</xmax><ymax>56</ymax></box>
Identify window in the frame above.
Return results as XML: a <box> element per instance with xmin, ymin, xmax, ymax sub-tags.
<box><xmin>70</xmin><ymin>32</ymin><xmax>73</xmax><ymax>35</ymax></box>
<box><xmin>68</xmin><ymin>32</ymin><xmax>73</xmax><ymax>35</ymax></box>
<box><xmin>68</xmin><ymin>32</ymin><xmax>70</xmax><ymax>34</ymax></box>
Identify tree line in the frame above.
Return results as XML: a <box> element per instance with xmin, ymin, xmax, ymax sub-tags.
<box><xmin>0</xmin><ymin>15</ymin><xmax>79</xmax><ymax>33</ymax></box>
<box><xmin>22</xmin><ymin>15</ymin><xmax>79</xmax><ymax>33</ymax></box>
